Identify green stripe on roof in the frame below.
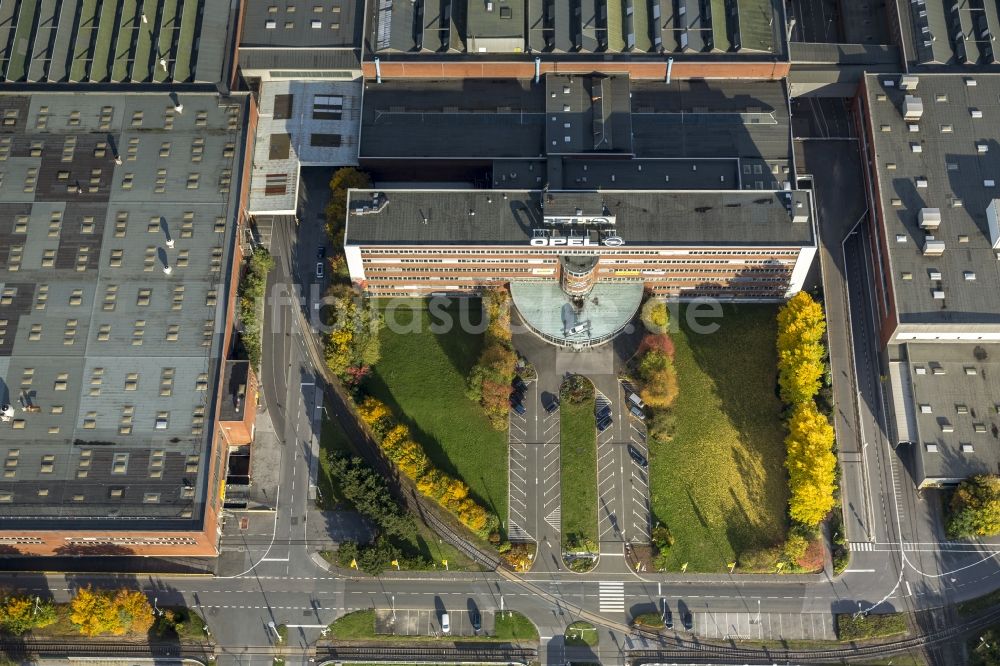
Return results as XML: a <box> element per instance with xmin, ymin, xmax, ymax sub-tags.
<box><xmin>632</xmin><ymin>0</ymin><xmax>651</xmax><ymax>52</ymax></box>
<box><xmin>154</xmin><ymin>0</ymin><xmax>178</xmax><ymax>82</ymax></box>
<box><xmin>6</xmin><ymin>0</ymin><xmax>40</xmax><ymax>82</ymax></box>
<box><xmin>131</xmin><ymin>0</ymin><xmax>153</xmax><ymax>81</ymax></box>
<box><xmin>172</xmin><ymin>0</ymin><xmax>200</xmax><ymax>82</ymax></box>
<box><xmin>69</xmin><ymin>0</ymin><xmax>100</xmax><ymax>81</ymax></box>
<box><xmin>711</xmin><ymin>0</ymin><xmax>729</xmax><ymax>51</ymax></box>
<box><xmin>112</xmin><ymin>0</ymin><xmax>137</xmax><ymax>81</ymax></box>
<box><xmin>606</xmin><ymin>0</ymin><xmax>624</xmax><ymax>51</ymax></box>
<box><xmin>89</xmin><ymin>0</ymin><xmax>118</xmax><ymax>81</ymax></box>
<box><xmin>737</xmin><ymin>0</ymin><xmax>775</xmax><ymax>52</ymax></box>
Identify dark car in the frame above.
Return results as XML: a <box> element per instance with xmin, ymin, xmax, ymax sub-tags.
<box><xmin>627</xmin><ymin>444</ymin><xmax>648</xmax><ymax>467</ymax></box>
<box><xmin>629</xmin><ymin>404</ymin><xmax>645</xmax><ymax>420</ymax></box>
<box><xmin>512</xmin><ymin>376</ymin><xmax>527</xmax><ymax>393</ymax></box>
<box><xmin>682</xmin><ymin>611</ymin><xmax>693</xmax><ymax>630</ymax></box>
<box><xmin>597</xmin><ymin>415</ymin><xmax>613</xmax><ymax>432</ymax></box>
<box><xmin>544</xmin><ymin>397</ymin><xmax>560</xmax><ymax>413</ymax></box>
<box><xmin>317</xmin><ymin>246</ymin><xmax>326</xmax><ymax>259</ymax></box>
<box><xmin>663</xmin><ymin>608</ymin><xmax>674</xmax><ymax>630</ymax></box>
<box><xmin>511</xmin><ymin>400</ymin><xmax>526</xmax><ymax>415</ymax></box>
<box><xmin>596</xmin><ymin>404</ymin><xmax>612</xmax><ymax>421</ymax></box>
<box><xmin>470</xmin><ymin>610</ymin><xmax>482</xmax><ymax>632</ymax></box>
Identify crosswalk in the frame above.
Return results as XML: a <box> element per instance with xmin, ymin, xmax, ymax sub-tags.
<box><xmin>545</xmin><ymin>507</ymin><xmax>561</xmax><ymax>532</ymax></box>
<box><xmin>598</xmin><ymin>581</ymin><xmax>625</xmax><ymax>613</ymax></box>
<box><xmin>849</xmin><ymin>541</ymin><xmax>874</xmax><ymax>551</ymax></box>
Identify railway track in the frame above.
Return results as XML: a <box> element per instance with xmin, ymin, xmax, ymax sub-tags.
<box><xmin>0</xmin><ymin>639</ymin><xmax>212</xmax><ymax>658</ymax></box>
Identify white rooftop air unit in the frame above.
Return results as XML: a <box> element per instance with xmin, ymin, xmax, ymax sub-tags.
<box><xmin>923</xmin><ymin>236</ymin><xmax>946</xmax><ymax>256</ymax></box>
<box><xmin>919</xmin><ymin>207</ymin><xmax>941</xmax><ymax>230</ymax></box>
<box><xmin>900</xmin><ymin>74</ymin><xmax>920</xmax><ymax>90</ymax></box>
<box><xmin>933</xmin><ymin>289</ymin><xmax>946</xmax><ymax>300</ymax></box>
<box><xmin>987</xmin><ymin>199</ymin><xmax>1000</xmax><ymax>249</ymax></box>
<box><xmin>0</xmin><ymin>405</ymin><xmax>13</xmax><ymax>423</ymax></box>
<box><xmin>904</xmin><ymin>95</ymin><xmax>924</xmax><ymax>120</ymax></box>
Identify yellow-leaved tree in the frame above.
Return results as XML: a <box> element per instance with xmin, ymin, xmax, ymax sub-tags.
<box><xmin>776</xmin><ymin>291</ymin><xmax>827</xmax><ymax>405</ymax></box>
<box><xmin>69</xmin><ymin>587</ymin><xmax>120</xmax><ymax>636</ymax></box>
<box><xmin>784</xmin><ymin>402</ymin><xmax>837</xmax><ymax>526</ymax></box>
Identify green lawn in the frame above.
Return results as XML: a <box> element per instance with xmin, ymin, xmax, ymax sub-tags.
<box><xmin>836</xmin><ymin>613</ymin><xmax>908</xmax><ymax>641</ymax></box>
<box><xmin>316</xmin><ymin>413</ymin><xmax>354</xmax><ymax>510</ymax></box>
<box><xmin>649</xmin><ymin>304</ymin><xmax>788</xmax><ymax>572</ymax></box>
<box><xmin>560</xmin><ymin>394</ymin><xmax>598</xmax><ymax>551</ymax></box>
<box><xmin>327</xmin><ymin>608</ymin><xmax>537</xmax><ymax>641</ymax></box>
<box><xmin>366</xmin><ymin>300</ymin><xmax>508</xmax><ymax>528</ymax></box>
<box><xmin>493</xmin><ymin>612</ymin><xmax>539</xmax><ymax>641</ymax></box>
<box><xmin>328</xmin><ymin>609</ymin><xmax>376</xmax><ymax>639</ymax></box>
<box><xmin>565</xmin><ymin>620</ymin><xmax>599</xmax><ymax>646</ymax></box>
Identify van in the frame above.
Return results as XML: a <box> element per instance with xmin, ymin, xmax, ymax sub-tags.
<box><xmin>628</xmin><ymin>392</ymin><xmax>645</xmax><ymax>410</ymax></box>
<box><xmin>441</xmin><ymin>612</ymin><xmax>450</xmax><ymax>634</ymax></box>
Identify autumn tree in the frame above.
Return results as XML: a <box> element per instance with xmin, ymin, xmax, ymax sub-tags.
<box><xmin>113</xmin><ymin>589</ymin><xmax>154</xmax><ymax>635</ymax></box>
<box><xmin>325</xmin><ymin>167</ymin><xmax>372</xmax><ymax>250</ymax></box>
<box><xmin>947</xmin><ymin>475</ymin><xmax>1000</xmax><ymax>538</ymax></box>
<box><xmin>640</xmin><ymin>298</ymin><xmax>670</xmax><ymax>335</ymax></box>
<box><xmin>636</xmin><ymin>348</ymin><xmax>679</xmax><ymax>409</ymax></box>
<box><xmin>776</xmin><ymin>291</ymin><xmax>827</xmax><ymax>405</ymax></box>
<box><xmin>467</xmin><ymin>290</ymin><xmax>518</xmax><ymax>430</ymax></box>
<box><xmin>323</xmin><ymin>286</ymin><xmax>382</xmax><ymax>381</ymax></box>
<box><xmin>0</xmin><ymin>595</ymin><xmax>56</xmax><ymax>635</ymax></box>
<box><xmin>784</xmin><ymin>402</ymin><xmax>837</xmax><ymax>526</ymax></box>
<box><xmin>357</xmin><ymin>396</ymin><xmax>394</xmax><ymax>438</ymax></box>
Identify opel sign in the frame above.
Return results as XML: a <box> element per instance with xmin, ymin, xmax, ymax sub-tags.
<box><xmin>530</xmin><ymin>236</ymin><xmax>626</xmax><ymax>247</ymax></box>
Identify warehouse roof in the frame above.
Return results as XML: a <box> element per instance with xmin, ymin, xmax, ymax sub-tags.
<box><xmin>0</xmin><ymin>0</ymin><xmax>238</xmax><ymax>85</ymax></box>
<box><xmin>240</xmin><ymin>0</ymin><xmax>363</xmax><ymax>48</ymax></box>
<box><xmin>0</xmin><ymin>90</ymin><xmax>246</xmax><ymax>529</ymax></box>
<box><xmin>360</xmin><ymin>76</ymin><xmax>792</xmax><ymax>178</ymax></box>
<box><xmin>863</xmin><ymin>73</ymin><xmax>1000</xmax><ymax>325</ymax></box>
<box><xmin>906</xmin><ymin>343</ymin><xmax>1000</xmax><ymax>484</ymax></box>
<box><xmin>344</xmin><ymin>188</ymin><xmax>815</xmax><ymax>246</ymax></box>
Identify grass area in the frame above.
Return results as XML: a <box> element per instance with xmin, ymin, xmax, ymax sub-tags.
<box><xmin>968</xmin><ymin>623</ymin><xmax>1000</xmax><ymax>666</ymax></box>
<box><xmin>648</xmin><ymin>304</ymin><xmax>788</xmax><ymax>573</ymax></box>
<box><xmin>393</xmin><ymin>519</ymin><xmax>480</xmax><ymax>571</ymax></box>
<box><xmin>959</xmin><ymin>587</ymin><xmax>1000</xmax><ymax>616</ymax></box>
<box><xmin>316</xmin><ymin>413</ymin><xmax>354</xmax><ymax>510</ymax></box>
<box><xmin>328</xmin><ymin>609</ymin><xmax>376</xmax><ymax>639</ymax></box>
<box><xmin>835</xmin><ymin>613</ymin><xmax>908</xmax><ymax>641</ymax></box>
<box><xmin>493</xmin><ymin>611</ymin><xmax>539</xmax><ymax>641</ymax></box>
<box><xmin>632</xmin><ymin>613</ymin><xmax>665</xmax><ymax>630</ymax></box>
<box><xmin>560</xmin><ymin>392</ymin><xmax>598</xmax><ymax>551</ymax></box>
<box><xmin>564</xmin><ymin>621</ymin><xmax>599</xmax><ymax>647</ymax></box>
<box><xmin>366</xmin><ymin>300</ymin><xmax>508</xmax><ymax>528</ymax></box>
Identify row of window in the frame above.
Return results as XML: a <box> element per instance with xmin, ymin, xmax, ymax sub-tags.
<box><xmin>1</xmin><ymin>104</ymin><xmax>239</xmax><ymax>133</ymax></box>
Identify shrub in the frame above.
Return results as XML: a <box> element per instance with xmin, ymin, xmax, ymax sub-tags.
<box><xmin>782</xmin><ymin>532</ymin><xmax>808</xmax><ymax>563</ymax></box>
<box><xmin>633</xmin><ymin>612</ymin><xmax>665</xmax><ymax>629</ymax></box>
<box><xmin>640</xmin><ymin>298</ymin><xmax>670</xmax><ymax>335</ymax></box>
<box><xmin>836</xmin><ymin>613</ymin><xmax>907</xmax><ymax>641</ymax></box>
<box><xmin>948</xmin><ymin>474</ymin><xmax>1000</xmax><ymax>538</ymax></box>
<box><xmin>0</xmin><ymin>595</ymin><xmax>56</xmax><ymax>635</ymax></box>
<box><xmin>647</xmin><ymin>409</ymin><xmax>676</xmax><ymax>443</ymax></box>
<box><xmin>637</xmin><ymin>349</ymin><xmax>679</xmax><ymax>409</ymax></box>
<box><xmin>737</xmin><ymin>545</ymin><xmax>783</xmax><ymax>571</ymax></box>
<box><xmin>323</xmin><ymin>288</ymin><xmax>382</xmax><ymax>380</ymax></box>
<box><xmin>560</xmin><ymin>375</ymin><xmax>594</xmax><ymax>404</ymax></box>
<box><xmin>651</xmin><ymin>524</ymin><xmax>675</xmax><ymax>553</ymax></box>
<box><xmin>325</xmin><ymin>167</ymin><xmax>372</xmax><ymax>249</ymax></box>
<box><xmin>637</xmin><ymin>333</ymin><xmax>675</xmax><ymax>360</ymax></box>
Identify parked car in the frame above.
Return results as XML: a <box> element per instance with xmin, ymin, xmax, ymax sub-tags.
<box><xmin>596</xmin><ymin>404</ymin><xmax>612</xmax><ymax>421</ymax></box>
<box><xmin>317</xmin><ymin>246</ymin><xmax>326</xmax><ymax>259</ymax></box>
<box><xmin>315</xmin><ymin>261</ymin><xmax>325</xmax><ymax>279</ymax></box>
<box><xmin>470</xmin><ymin>609</ymin><xmax>481</xmax><ymax>632</ymax></box>
<box><xmin>663</xmin><ymin>608</ymin><xmax>674</xmax><ymax>630</ymax></box>
<box><xmin>512</xmin><ymin>376</ymin><xmax>527</xmax><ymax>393</ymax></box>
<box><xmin>441</xmin><ymin>612</ymin><xmax>450</xmax><ymax>634</ymax></box>
<box><xmin>629</xmin><ymin>404</ymin><xmax>645</xmax><ymax>420</ymax></box>
<box><xmin>511</xmin><ymin>399</ymin><xmax>526</xmax><ymax>415</ymax></box>
<box><xmin>681</xmin><ymin>611</ymin><xmax>693</xmax><ymax>631</ymax></box>
<box><xmin>627</xmin><ymin>444</ymin><xmax>648</xmax><ymax>467</ymax></box>
<box><xmin>597</xmin><ymin>415</ymin><xmax>613</xmax><ymax>432</ymax></box>
<box><xmin>628</xmin><ymin>392</ymin><xmax>646</xmax><ymax>410</ymax></box>
<box><xmin>544</xmin><ymin>397</ymin><xmax>560</xmax><ymax>413</ymax></box>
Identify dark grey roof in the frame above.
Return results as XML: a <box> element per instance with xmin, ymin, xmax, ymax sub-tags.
<box><xmin>0</xmin><ymin>0</ymin><xmax>238</xmax><ymax>85</ymax></box>
<box><xmin>360</xmin><ymin>76</ymin><xmax>792</xmax><ymax>178</ymax></box>
<box><xmin>237</xmin><ymin>48</ymin><xmax>362</xmax><ymax>72</ymax></box>
<box><xmin>344</xmin><ymin>188</ymin><xmax>814</xmax><ymax>246</ymax></box>
<box><xmin>0</xmin><ymin>90</ymin><xmax>247</xmax><ymax>529</ymax></box>
<box><xmin>863</xmin><ymin>73</ymin><xmax>1000</xmax><ymax>326</ymax></box>
<box><xmin>900</xmin><ymin>0</ymin><xmax>1000</xmax><ymax>67</ymax></box>
<box><xmin>544</xmin><ymin>75</ymin><xmax>632</xmax><ymax>154</ymax></box>
<box><xmin>492</xmin><ymin>157</ymin><xmax>740</xmax><ymax>190</ymax></box>
<box><xmin>906</xmin><ymin>343</ymin><xmax>1000</xmax><ymax>484</ymax></box>
<box><xmin>240</xmin><ymin>0</ymin><xmax>363</xmax><ymax>48</ymax></box>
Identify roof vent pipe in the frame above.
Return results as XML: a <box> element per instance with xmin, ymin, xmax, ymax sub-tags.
<box><xmin>374</xmin><ymin>57</ymin><xmax>382</xmax><ymax>84</ymax></box>
<box><xmin>534</xmin><ymin>57</ymin><xmax>540</xmax><ymax>83</ymax></box>
<box><xmin>666</xmin><ymin>56</ymin><xmax>674</xmax><ymax>84</ymax></box>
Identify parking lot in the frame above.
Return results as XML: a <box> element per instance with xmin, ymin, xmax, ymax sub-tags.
<box><xmin>595</xmin><ymin>379</ymin><xmax>652</xmax><ymax>555</ymax></box>
<box><xmin>374</xmin><ymin>608</ymin><xmax>495</xmax><ymax>637</ymax></box>
<box><xmin>508</xmin><ymin>377</ymin><xmax>562</xmax><ymax>552</ymax></box>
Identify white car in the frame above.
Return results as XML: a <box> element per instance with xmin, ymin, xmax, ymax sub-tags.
<box><xmin>440</xmin><ymin>612</ymin><xmax>450</xmax><ymax>634</ymax></box>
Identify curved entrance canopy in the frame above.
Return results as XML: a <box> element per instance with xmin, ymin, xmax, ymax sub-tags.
<box><xmin>510</xmin><ymin>281</ymin><xmax>644</xmax><ymax>349</ymax></box>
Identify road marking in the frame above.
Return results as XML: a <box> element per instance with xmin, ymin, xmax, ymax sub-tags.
<box><xmin>545</xmin><ymin>507</ymin><xmax>561</xmax><ymax>532</ymax></box>
<box><xmin>843</xmin><ymin>568</ymin><xmax>876</xmax><ymax>573</ymax></box>
<box><xmin>260</xmin><ymin>556</ymin><xmax>290</xmax><ymax>562</ymax></box>
<box><xmin>598</xmin><ymin>581</ymin><xmax>625</xmax><ymax>612</ymax></box>
<box><xmin>848</xmin><ymin>541</ymin><xmax>874</xmax><ymax>551</ymax></box>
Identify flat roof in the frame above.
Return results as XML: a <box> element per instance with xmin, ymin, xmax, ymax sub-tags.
<box><xmin>492</xmin><ymin>158</ymin><xmax>740</xmax><ymax>190</ymax></box>
<box><xmin>907</xmin><ymin>343</ymin><xmax>1000</xmax><ymax>482</ymax></box>
<box><xmin>0</xmin><ymin>90</ymin><xmax>246</xmax><ymax>528</ymax></box>
<box><xmin>344</xmin><ymin>188</ymin><xmax>815</xmax><ymax>246</ymax></box>
<box><xmin>240</xmin><ymin>0</ymin><xmax>363</xmax><ymax>48</ymax></box>
<box><xmin>0</xmin><ymin>0</ymin><xmax>237</xmax><ymax>85</ymax></box>
<box><xmin>360</xmin><ymin>76</ymin><xmax>792</xmax><ymax>178</ymax></box>
<box><xmin>864</xmin><ymin>73</ymin><xmax>1000</xmax><ymax>325</ymax></box>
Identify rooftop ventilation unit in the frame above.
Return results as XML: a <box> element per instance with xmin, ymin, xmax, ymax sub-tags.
<box><xmin>933</xmin><ymin>289</ymin><xmax>946</xmax><ymax>300</ymax></box>
<box><xmin>919</xmin><ymin>207</ymin><xmax>942</xmax><ymax>230</ymax></box>
<box><xmin>904</xmin><ymin>95</ymin><xmax>924</xmax><ymax>120</ymax></box>
<box><xmin>923</xmin><ymin>235</ymin><xmax>946</xmax><ymax>256</ymax></box>
<box><xmin>900</xmin><ymin>75</ymin><xmax>920</xmax><ymax>89</ymax></box>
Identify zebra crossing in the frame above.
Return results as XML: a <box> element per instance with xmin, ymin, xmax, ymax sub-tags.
<box><xmin>545</xmin><ymin>507</ymin><xmax>561</xmax><ymax>532</ymax></box>
<box><xmin>848</xmin><ymin>541</ymin><xmax>874</xmax><ymax>551</ymax></box>
<box><xmin>598</xmin><ymin>581</ymin><xmax>625</xmax><ymax>613</ymax></box>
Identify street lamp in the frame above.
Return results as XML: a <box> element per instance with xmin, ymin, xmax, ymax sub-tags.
<box><xmin>153</xmin><ymin>597</ymin><xmax>162</xmax><ymax>617</ymax></box>
<box><xmin>267</xmin><ymin>621</ymin><xmax>282</xmax><ymax>643</ymax></box>
<box><xmin>391</xmin><ymin>595</ymin><xmax>396</xmax><ymax>623</ymax></box>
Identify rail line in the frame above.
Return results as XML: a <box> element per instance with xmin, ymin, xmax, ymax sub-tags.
<box><xmin>318</xmin><ymin>644</ymin><xmax>537</xmax><ymax>663</ymax></box>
